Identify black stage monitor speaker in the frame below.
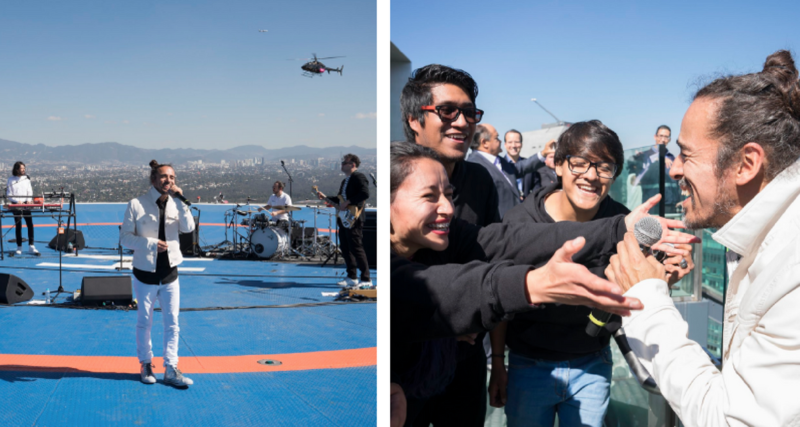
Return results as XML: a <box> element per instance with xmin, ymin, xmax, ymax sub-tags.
<box><xmin>362</xmin><ymin>210</ymin><xmax>377</xmax><ymax>269</ymax></box>
<box><xmin>0</xmin><ymin>274</ymin><xmax>34</xmax><ymax>305</ymax></box>
<box><xmin>81</xmin><ymin>276</ymin><xmax>132</xmax><ymax>306</ymax></box>
<box><xmin>179</xmin><ymin>215</ymin><xmax>200</xmax><ymax>256</ymax></box>
<box><xmin>49</xmin><ymin>229</ymin><xmax>86</xmax><ymax>251</ymax></box>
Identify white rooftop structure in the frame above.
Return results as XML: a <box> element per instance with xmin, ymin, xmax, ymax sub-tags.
<box><xmin>390</xmin><ymin>42</ymin><xmax>412</xmax><ymax>142</ymax></box>
<box><xmin>517</xmin><ymin>122</ymin><xmax>572</xmax><ymax>159</ymax></box>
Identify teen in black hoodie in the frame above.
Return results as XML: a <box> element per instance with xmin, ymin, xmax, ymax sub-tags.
<box><xmin>490</xmin><ymin>121</ymin><xmax>692</xmax><ymax>427</ymax></box>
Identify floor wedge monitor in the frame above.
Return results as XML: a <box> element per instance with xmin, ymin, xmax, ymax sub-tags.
<box><xmin>0</xmin><ymin>274</ymin><xmax>34</xmax><ymax>305</ymax></box>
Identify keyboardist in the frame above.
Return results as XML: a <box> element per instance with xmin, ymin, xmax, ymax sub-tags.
<box><xmin>6</xmin><ymin>161</ymin><xmax>38</xmax><ymax>255</ymax></box>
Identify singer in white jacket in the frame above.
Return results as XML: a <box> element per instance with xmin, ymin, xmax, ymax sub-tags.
<box><xmin>120</xmin><ymin>160</ymin><xmax>195</xmax><ymax>388</ymax></box>
<box><xmin>6</xmin><ymin>161</ymin><xmax>38</xmax><ymax>255</ymax></box>
<box><xmin>606</xmin><ymin>50</ymin><xmax>800</xmax><ymax>427</ymax></box>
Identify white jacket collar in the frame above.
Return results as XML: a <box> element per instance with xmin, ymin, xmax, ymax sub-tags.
<box><xmin>147</xmin><ymin>186</ymin><xmax>168</xmax><ymax>205</ymax></box>
<box><xmin>713</xmin><ymin>156</ymin><xmax>800</xmax><ymax>256</ymax></box>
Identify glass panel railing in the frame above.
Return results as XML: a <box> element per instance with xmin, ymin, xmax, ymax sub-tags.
<box><xmin>608</xmin><ymin>144</ymin><xmax>683</xmax><ymax>215</ymax></box>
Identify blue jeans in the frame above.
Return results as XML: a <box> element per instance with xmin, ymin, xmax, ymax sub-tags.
<box><xmin>505</xmin><ymin>347</ymin><xmax>612</xmax><ymax>427</ymax></box>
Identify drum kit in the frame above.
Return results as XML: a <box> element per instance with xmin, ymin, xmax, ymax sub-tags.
<box><xmin>220</xmin><ymin>200</ymin><xmax>338</xmax><ymax>261</ymax></box>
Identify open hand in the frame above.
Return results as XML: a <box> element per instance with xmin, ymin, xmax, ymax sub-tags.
<box><xmin>526</xmin><ymin>237</ymin><xmax>643</xmax><ymax>316</ymax></box>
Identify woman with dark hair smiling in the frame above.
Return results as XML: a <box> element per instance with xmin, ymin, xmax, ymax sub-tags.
<box><xmin>490</xmin><ymin>121</ymin><xmax>694</xmax><ymax>427</ymax></box>
<box><xmin>388</xmin><ymin>141</ymin><xmax>696</xmax><ymax>426</ymax></box>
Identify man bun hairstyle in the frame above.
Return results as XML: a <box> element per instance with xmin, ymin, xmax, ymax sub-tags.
<box><xmin>695</xmin><ymin>49</ymin><xmax>800</xmax><ymax>181</ymax></box>
<box><xmin>390</xmin><ymin>142</ymin><xmax>441</xmax><ymax>203</ymax></box>
<box><xmin>149</xmin><ymin>159</ymin><xmax>174</xmax><ymax>183</ymax></box>
<box><xmin>554</xmin><ymin>120</ymin><xmax>624</xmax><ymax>179</ymax></box>
<box><xmin>401</xmin><ymin>64</ymin><xmax>479</xmax><ymax>142</ymax></box>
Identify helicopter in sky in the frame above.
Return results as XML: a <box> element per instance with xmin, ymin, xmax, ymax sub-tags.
<box><xmin>293</xmin><ymin>54</ymin><xmax>345</xmax><ymax>78</ymax></box>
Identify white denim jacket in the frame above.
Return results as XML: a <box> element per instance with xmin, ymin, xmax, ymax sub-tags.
<box><xmin>622</xmin><ymin>157</ymin><xmax>800</xmax><ymax>426</ymax></box>
<box><xmin>120</xmin><ymin>186</ymin><xmax>195</xmax><ymax>272</ymax></box>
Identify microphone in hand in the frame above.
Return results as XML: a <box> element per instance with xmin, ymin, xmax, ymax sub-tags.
<box><xmin>586</xmin><ymin>216</ymin><xmax>664</xmax><ymax>337</ymax></box>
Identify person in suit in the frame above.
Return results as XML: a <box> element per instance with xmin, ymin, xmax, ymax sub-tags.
<box><xmin>316</xmin><ymin>153</ymin><xmax>371</xmax><ymax>288</ymax></box>
<box><xmin>467</xmin><ymin>124</ymin><xmax>541</xmax><ymax>218</ymax></box>
<box><xmin>536</xmin><ymin>151</ymin><xmax>559</xmax><ymax>190</ymax></box>
<box><xmin>503</xmin><ymin>130</ymin><xmax>536</xmax><ymax>198</ymax></box>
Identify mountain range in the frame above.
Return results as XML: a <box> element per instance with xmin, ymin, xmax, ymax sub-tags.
<box><xmin>0</xmin><ymin>138</ymin><xmax>374</xmax><ymax>165</ymax></box>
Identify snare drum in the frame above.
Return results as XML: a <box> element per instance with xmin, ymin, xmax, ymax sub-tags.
<box><xmin>250</xmin><ymin>227</ymin><xmax>289</xmax><ymax>259</ymax></box>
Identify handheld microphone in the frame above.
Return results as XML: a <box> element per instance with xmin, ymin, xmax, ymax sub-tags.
<box><xmin>172</xmin><ymin>192</ymin><xmax>192</xmax><ymax>206</ymax></box>
<box><xmin>369</xmin><ymin>173</ymin><xmax>377</xmax><ymax>186</ymax></box>
<box><xmin>281</xmin><ymin>160</ymin><xmax>285</xmax><ymax>166</ymax></box>
<box><xmin>586</xmin><ymin>217</ymin><xmax>664</xmax><ymax>337</ymax></box>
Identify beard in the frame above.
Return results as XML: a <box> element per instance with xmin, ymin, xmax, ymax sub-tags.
<box><xmin>681</xmin><ymin>176</ymin><xmax>737</xmax><ymax>230</ymax></box>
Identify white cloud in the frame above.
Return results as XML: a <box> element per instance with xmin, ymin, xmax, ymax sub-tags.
<box><xmin>354</xmin><ymin>112</ymin><xmax>377</xmax><ymax>119</ymax></box>
<box><xmin>167</xmin><ymin>113</ymin><xmax>173</xmax><ymax>116</ymax></box>
<box><xmin>47</xmin><ymin>116</ymin><xmax>64</xmax><ymax>121</ymax></box>
<box><xmin>318</xmin><ymin>113</ymin><xmax>325</xmax><ymax>117</ymax></box>
<box><xmin>122</xmin><ymin>120</ymin><xmax>130</xmax><ymax>124</ymax></box>
<box><xmin>84</xmin><ymin>114</ymin><xmax>96</xmax><ymax>119</ymax></box>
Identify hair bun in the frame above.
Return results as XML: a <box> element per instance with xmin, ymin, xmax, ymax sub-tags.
<box><xmin>149</xmin><ymin>160</ymin><xmax>159</xmax><ymax>169</ymax></box>
<box><xmin>763</xmin><ymin>50</ymin><xmax>800</xmax><ymax>119</ymax></box>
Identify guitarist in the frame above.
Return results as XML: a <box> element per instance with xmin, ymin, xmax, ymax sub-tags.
<box><xmin>316</xmin><ymin>154</ymin><xmax>371</xmax><ymax>288</ymax></box>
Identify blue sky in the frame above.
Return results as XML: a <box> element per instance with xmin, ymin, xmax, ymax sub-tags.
<box><xmin>0</xmin><ymin>0</ymin><xmax>376</xmax><ymax>149</ymax></box>
<box><xmin>391</xmin><ymin>0</ymin><xmax>800</xmax><ymax>150</ymax></box>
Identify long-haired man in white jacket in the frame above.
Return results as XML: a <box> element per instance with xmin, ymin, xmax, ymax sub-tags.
<box><xmin>606</xmin><ymin>50</ymin><xmax>800</xmax><ymax>426</ymax></box>
<box><xmin>121</xmin><ymin>160</ymin><xmax>195</xmax><ymax>388</ymax></box>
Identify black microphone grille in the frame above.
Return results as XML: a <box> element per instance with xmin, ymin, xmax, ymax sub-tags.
<box><xmin>634</xmin><ymin>217</ymin><xmax>662</xmax><ymax>247</ymax></box>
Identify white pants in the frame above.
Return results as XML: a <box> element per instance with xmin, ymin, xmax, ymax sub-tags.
<box><xmin>134</xmin><ymin>277</ymin><xmax>180</xmax><ymax>367</ymax></box>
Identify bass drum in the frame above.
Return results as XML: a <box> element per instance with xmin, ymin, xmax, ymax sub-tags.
<box><xmin>250</xmin><ymin>227</ymin><xmax>288</xmax><ymax>259</ymax></box>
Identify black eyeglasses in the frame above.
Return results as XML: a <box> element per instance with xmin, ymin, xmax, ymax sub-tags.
<box><xmin>566</xmin><ymin>155</ymin><xmax>617</xmax><ymax>179</ymax></box>
<box><xmin>421</xmin><ymin>105</ymin><xmax>484</xmax><ymax>123</ymax></box>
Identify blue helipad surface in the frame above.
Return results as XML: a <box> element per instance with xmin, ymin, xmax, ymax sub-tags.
<box><xmin>0</xmin><ymin>203</ymin><xmax>377</xmax><ymax>427</ymax></box>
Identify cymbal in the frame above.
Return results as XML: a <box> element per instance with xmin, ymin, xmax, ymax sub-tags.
<box><xmin>270</xmin><ymin>205</ymin><xmax>302</xmax><ymax>212</ymax></box>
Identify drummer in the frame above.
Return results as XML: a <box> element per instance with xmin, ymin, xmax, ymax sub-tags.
<box><xmin>258</xmin><ymin>181</ymin><xmax>292</xmax><ymax>231</ymax></box>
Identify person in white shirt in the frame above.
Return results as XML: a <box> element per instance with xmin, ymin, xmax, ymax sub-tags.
<box><xmin>606</xmin><ymin>50</ymin><xmax>800</xmax><ymax>426</ymax></box>
<box><xmin>259</xmin><ymin>181</ymin><xmax>292</xmax><ymax>230</ymax></box>
<box><xmin>6</xmin><ymin>161</ymin><xmax>38</xmax><ymax>255</ymax></box>
<box><xmin>121</xmin><ymin>160</ymin><xmax>195</xmax><ymax>388</ymax></box>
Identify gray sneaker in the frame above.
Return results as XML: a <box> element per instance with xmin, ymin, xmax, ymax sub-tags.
<box><xmin>140</xmin><ymin>362</ymin><xmax>156</xmax><ymax>385</ymax></box>
<box><xmin>163</xmin><ymin>364</ymin><xmax>193</xmax><ymax>388</ymax></box>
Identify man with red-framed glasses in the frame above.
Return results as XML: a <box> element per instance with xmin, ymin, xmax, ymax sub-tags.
<box><xmin>399</xmin><ymin>64</ymin><xmax>499</xmax><ymax>426</ymax></box>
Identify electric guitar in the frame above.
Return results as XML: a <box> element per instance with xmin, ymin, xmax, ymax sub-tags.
<box><xmin>312</xmin><ymin>185</ymin><xmax>363</xmax><ymax>229</ymax></box>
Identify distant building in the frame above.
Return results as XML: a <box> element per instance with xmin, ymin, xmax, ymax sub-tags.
<box><xmin>517</xmin><ymin>122</ymin><xmax>572</xmax><ymax>159</ymax></box>
<box><xmin>391</xmin><ymin>42</ymin><xmax>412</xmax><ymax>142</ymax></box>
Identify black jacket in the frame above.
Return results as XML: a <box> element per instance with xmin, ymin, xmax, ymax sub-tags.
<box><xmin>334</xmin><ymin>171</ymin><xmax>370</xmax><ymax>209</ymax></box>
<box><xmin>391</xmin><ymin>214</ymin><xmax>628</xmax><ymax>343</ymax></box>
<box><xmin>450</xmin><ymin>160</ymin><xmax>501</xmax><ymax>227</ymax></box>
<box><xmin>502</xmin><ymin>183</ymin><xmax>631</xmax><ymax>360</ymax></box>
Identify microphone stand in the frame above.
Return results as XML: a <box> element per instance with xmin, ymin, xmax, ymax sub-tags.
<box><xmin>280</xmin><ymin>161</ymin><xmax>294</xmax><ymax>201</ymax></box>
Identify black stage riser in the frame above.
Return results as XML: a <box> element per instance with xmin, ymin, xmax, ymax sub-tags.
<box><xmin>179</xmin><ymin>216</ymin><xmax>200</xmax><ymax>257</ymax></box>
<box><xmin>363</xmin><ymin>210</ymin><xmax>377</xmax><ymax>269</ymax></box>
<box><xmin>0</xmin><ymin>274</ymin><xmax>34</xmax><ymax>305</ymax></box>
<box><xmin>81</xmin><ymin>276</ymin><xmax>132</xmax><ymax>306</ymax></box>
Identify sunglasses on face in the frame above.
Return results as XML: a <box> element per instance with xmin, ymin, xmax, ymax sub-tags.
<box><xmin>421</xmin><ymin>105</ymin><xmax>484</xmax><ymax>123</ymax></box>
